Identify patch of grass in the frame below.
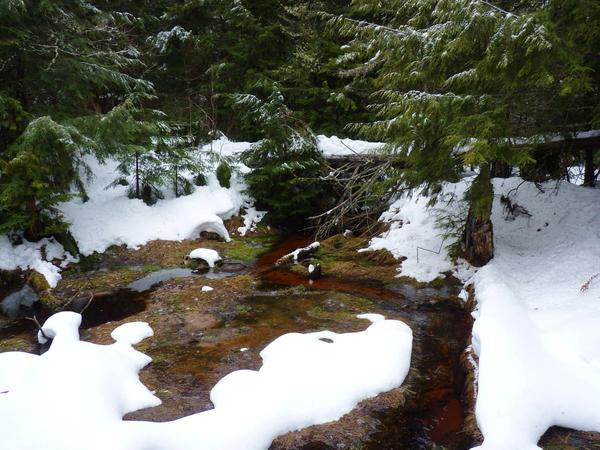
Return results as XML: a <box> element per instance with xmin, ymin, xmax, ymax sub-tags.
<box><xmin>222</xmin><ymin>235</ymin><xmax>277</xmax><ymax>263</ymax></box>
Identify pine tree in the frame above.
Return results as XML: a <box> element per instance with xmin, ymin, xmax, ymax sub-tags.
<box><xmin>236</xmin><ymin>89</ymin><xmax>327</xmax><ymax>226</ymax></box>
<box><xmin>0</xmin><ymin>1</ymin><xmax>167</xmax><ymax>237</ymax></box>
<box><xmin>328</xmin><ymin>0</ymin><xmax>599</xmax><ymax>263</ymax></box>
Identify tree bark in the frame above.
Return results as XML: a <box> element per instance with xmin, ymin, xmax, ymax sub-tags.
<box><xmin>24</xmin><ymin>196</ymin><xmax>41</xmax><ymax>242</ymax></box>
<box><xmin>463</xmin><ymin>165</ymin><xmax>494</xmax><ymax>266</ymax></box>
<box><xmin>583</xmin><ymin>148</ymin><xmax>596</xmax><ymax>187</ymax></box>
<box><xmin>135</xmin><ymin>151</ymin><xmax>140</xmax><ymax>198</ymax></box>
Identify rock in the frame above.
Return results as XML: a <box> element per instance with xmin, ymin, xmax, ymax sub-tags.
<box><xmin>308</xmin><ymin>263</ymin><xmax>322</xmax><ymax>280</ymax></box>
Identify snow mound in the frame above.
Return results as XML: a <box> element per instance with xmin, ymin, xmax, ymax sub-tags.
<box><xmin>0</xmin><ymin>236</ymin><xmax>76</xmax><ymax>288</ymax></box>
<box><xmin>471</xmin><ymin>178</ymin><xmax>600</xmax><ymax>450</ymax></box>
<box><xmin>0</xmin><ymin>312</ymin><xmax>412</xmax><ymax>450</ymax></box>
<box><xmin>189</xmin><ymin>248</ymin><xmax>221</xmax><ymax>268</ymax></box>
<box><xmin>316</xmin><ymin>135</ymin><xmax>384</xmax><ymax>157</ymax></box>
<box><xmin>59</xmin><ymin>157</ymin><xmax>238</xmax><ymax>256</ymax></box>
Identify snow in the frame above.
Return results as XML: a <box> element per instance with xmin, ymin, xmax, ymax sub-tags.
<box><xmin>201</xmin><ymin>286</ymin><xmax>214</xmax><ymax>293</ymax></box>
<box><xmin>198</xmin><ymin>135</ymin><xmax>253</xmax><ymax>158</ymax></box>
<box><xmin>471</xmin><ymin>178</ymin><xmax>600</xmax><ymax>450</ymax></box>
<box><xmin>316</xmin><ymin>135</ymin><xmax>384</xmax><ymax>157</ymax></box>
<box><xmin>189</xmin><ymin>248</ymin><xmax>221</xmax><ymax>268</ymax></box>
<box><xmin>59</xmin><ymin>157</ymin><xmax>240</xmax><ymax>256</ymax></box>
<box><xmin>238</xmin><ymin>205</ymin><xmax>267</xmax><ymax>236</ymax></box>
<box><xmin>368</xmin><ymin>175</ymin><xmax>600</xmax><ymax>449</ymax></box>
<box><xmin>0</xmin><ymin>236</ymin><xmax>76</xmax><ymax>288</ymax></box>
<box><xmin>291</xmin><ymin>241</ymin><xmax>320</xmax><ymax>262</ymax></box>
<box><xmin>364</xmin><ymin>179</ymin><xmax>470</xmax><ymax>282</ymax></box>
<box><xmin>0</xmin><ymin>312</ymin><xmax>412</xmax><ymax>450</ymax></box>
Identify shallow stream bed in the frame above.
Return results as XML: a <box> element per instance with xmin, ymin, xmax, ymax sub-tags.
<box><xmin>1</xmin><ymin>234</ymin><xmax>475</xmax><ymax>449</ymax></box>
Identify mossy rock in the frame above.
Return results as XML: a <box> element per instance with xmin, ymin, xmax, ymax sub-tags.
<box><xmin>29</xmin><ymin>271</ymin><xmax>60</xmax><ymax>309</ymax></box>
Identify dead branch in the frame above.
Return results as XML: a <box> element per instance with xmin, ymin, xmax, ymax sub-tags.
<box><xmin>25</xmin><ymin>315</ymin><xmax>49</xmax><ymax>341</ymax></box>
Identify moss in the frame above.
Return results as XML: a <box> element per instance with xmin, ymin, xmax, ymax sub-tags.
<box><xmin>223</xmin><ymin>235</ymin><xmax>278</xmax><ymax>263</ymax></box>
<box><xmin>27</xmin><ymin>270</ymin><xmax>60</xmax><ymax>309</ymax></box>
<box><xmin>78</xmin><ymin>252</ymin><xmax>103</xmax><ymax>271</ymax></box>
<box><xmin>142</xmin><ymin>264</ymin><xmax>164</xmax><ymax>273</ymax></box>
<box><xmin>315</xmin><ymin>234</ymin><xmax>398</xmax><ymax>284</ymax></box>
<box><xmin>0</xmin><ymin>337</ymin><xmax>32</xmax><ymax>353</ymax></box>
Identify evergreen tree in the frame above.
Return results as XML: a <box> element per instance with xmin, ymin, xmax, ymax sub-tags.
<box><xmin>0</xmin><ymin>117</ymin><xmax>92</xmax><ymax>241</ymax></box>
<box><xmin>0</xmin><ymin>1</ymin><xmax>166</xmax><ymax>237</ymax></box>
<box><xmin>328</xmin><ymin>0</ymin><xmax>600</xmax><ymax>263</ymax></box>
<box><xmin>237</xmin><ymin>89</ymin><xmax>327</xmax><ymax>226</ymax></box>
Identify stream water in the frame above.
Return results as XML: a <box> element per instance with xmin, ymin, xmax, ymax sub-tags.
<box><xmin>0</xmin><ymin>235</ymin><xmax>475</xmax><ymax>449</ymax></box>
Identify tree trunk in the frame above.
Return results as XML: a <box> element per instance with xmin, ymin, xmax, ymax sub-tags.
<box><xmin>135</xmin><ymin>151</ymin><xmax>140</xmax><ymax>198</ymax></box>
<box><xmin>24</xmin><ymin>196</ymin><xmax>41</xmax><ymax>242</ymax></box>
<box><xmin>15</xmin><ymin>51</ymin><xmax>28</xmax><ymax>110</ymax></box>
<box><xmin>463</xmin><ymin>165</ymin><xmax>494</xmax><ymax>266</ymax></box>
<box><xmin>491</xmin><ymin>160</ymin><xmax>511</xmax><ymax>178</ymax></box>
<box><xmin>583</xmin><ymin>148</ymin><xmax>596</xmax><ymax>187</ymax></box>
<box><xmin>174</xmin><ymin>165</ymin><xmax>178</xmax><ymax>197</ymax></box>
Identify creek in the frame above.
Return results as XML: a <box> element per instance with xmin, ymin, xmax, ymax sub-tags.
<box><xmin>0</xmin><ymin>234</ymin><xmax>475</xmax><ymax>449</ymax></box>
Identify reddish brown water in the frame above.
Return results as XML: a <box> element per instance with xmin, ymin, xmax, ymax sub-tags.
<box><xmin>252</xmin><ymin>235</ymin><xmax>475</xmax><ymax>449</ymax></box>
<box><xmin>0</xmin><ymin>235</ymin><xmax>475</xmax><ymax>449</ymax></box>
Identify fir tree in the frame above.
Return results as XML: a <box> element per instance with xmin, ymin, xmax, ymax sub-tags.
<box><xmin>327</xmin><ymin>0</ymin><xmax>600</xmax><ymax>263</ymax></box>
<box><xmin>0</xmin><ymin>117</ymin><xmax>92</xmax><ymax>241</ymax></box>
<box><xmin>236</xmin><ymin>89</ymin><xmax>327</xmax><ymax>226</ymax></box>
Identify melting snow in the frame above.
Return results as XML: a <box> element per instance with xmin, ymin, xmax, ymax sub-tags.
<box><xmin>0</xmin><ymin>312</ymin><xmax>412</xmax><ymax>450</ymax></box>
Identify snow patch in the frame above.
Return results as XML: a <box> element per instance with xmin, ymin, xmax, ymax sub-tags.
<box><xmin>316</xmin><ymin>135</ymin><xmax>384</xmax><ymax>157</ymax></box>
<box><xmin>0</xmin><ymin>312</ymin><xmax>412</xmax><ymax>450</ymax></box>
<box><xmin>0</xmin><ymin>236</ymin><xmax>76</xmax><ymax>288</ymax></box>
<box><xmin>364</xmin><ymin>179</ymin><xmax>471</xmax><ymax>282</ymax></box>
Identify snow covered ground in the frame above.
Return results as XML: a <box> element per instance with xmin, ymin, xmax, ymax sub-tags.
<box><xmin>0</xmin><ymin>135</ymin><xmax>380</xmax><ymax>287</ymax></box>
<box><xmin>368</xmin><ymin>176</ymin><xmax>600</xmax><ymax>449</ymax></box>
<box><xmin>0</xmin><ymin>312</ymin><xmax>412</xmax><ymax>450</ymax></box>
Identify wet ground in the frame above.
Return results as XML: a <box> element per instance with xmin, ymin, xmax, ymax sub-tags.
<box><xmin>1</xmin><ymin>233</ymin><xmax>597</xmax><ymax>449</ymax></box>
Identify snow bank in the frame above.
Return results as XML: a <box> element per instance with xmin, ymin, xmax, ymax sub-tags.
<box><xmin>366</xmin><ymin>175</ymin><xmax>600</xmax><ymax>448</ymax></box>
<box><xmin>58</xmin><ymin>157</ymin><xmax>241</xmax><ymax>256</ymax></box>
<box><xmin>471</xmin><ymin>178</ymin><xmax>600</xmax><ymax>449</ymax></box>
<box><xmin>0</xmin><ymin>312</ymin><xmax>412</xmax><ymax>450</ymax></box>
<box><xmin>0</xmin><ymin>236</ymin><xmax>76</xmax><ymax>288</ymax></box>
<box><xmin>364</xmin><ymin>179</ymin><xmax>470</xmax><ymax>282</ymax></box>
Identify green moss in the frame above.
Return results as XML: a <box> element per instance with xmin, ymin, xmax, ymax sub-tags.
<box><xmin>78</xmin><ymin>252</ymin><xmax>103</xmax><ymax>271</ymax></box>
<box><xmin>223</xmin><ymin>236</ymin><xmax>277</xmax><ymax>263</ymax></box>
<box><xmin>29</xmin><ymin>270</ymin><xmax>60</xmax><ymax>309</ymax></box>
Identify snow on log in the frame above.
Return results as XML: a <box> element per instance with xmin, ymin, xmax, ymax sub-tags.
<box><xmin>275</xmin><ymin>242</ymin><xmax>320</xmax><ymax>266</ymax></box>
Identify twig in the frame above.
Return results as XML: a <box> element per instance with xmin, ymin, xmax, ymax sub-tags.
<box><xmin>417</xmin><ymin>240</ymin><xmax>445</xmax><ymax>264</ymax></box>
<box><xmin>79</xmin><ymin>293</ymin><xmax>95</xmax><ymax>314</ymax></box>
<box><xmin>25</xmin><ymin>315</ymin><xmax>49</xmax><ymax>341</ymax></box>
